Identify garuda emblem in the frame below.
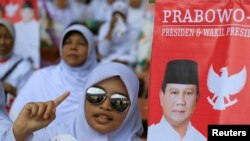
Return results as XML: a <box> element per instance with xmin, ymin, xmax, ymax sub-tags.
<box><xmin>207</xmin><ymin>65</ymin><xmax>247</xmax><ymax>110</ymax></box>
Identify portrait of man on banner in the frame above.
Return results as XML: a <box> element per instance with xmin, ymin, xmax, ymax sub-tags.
<box><xmin>148</xmin><ymin>59</ymin><xmax>206</xmax><ymax>141</ymax></box>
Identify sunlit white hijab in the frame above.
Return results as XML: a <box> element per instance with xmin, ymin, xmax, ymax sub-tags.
<box><xmin>59</xmin><ymin>24</ymin><xmax>97</xmax><ymax>88</ymax></box>
<box><xmin>72</xmin><ymin>62</ymin><xmax>143</xmax><ymax>141</ymax></box>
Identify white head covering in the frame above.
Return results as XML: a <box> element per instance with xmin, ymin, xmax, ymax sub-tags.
<box><xmin>112</xmin><ymin>1</ymin><xmax>128</xmax><ymax>17</ymax></box>
<box><xmin>72</xmin><ymin>62</ymin><xmax>143</xmax><ymax>141</ymax></box>
<box><xmin>59</xmin><ymin>24</ymin><xmax>97</xmax><ymax>88</ymax></box>
<box><xmin>106</xmin><ymin>1</ymin><xmax>128</xmax><ymax>21</ymax></box>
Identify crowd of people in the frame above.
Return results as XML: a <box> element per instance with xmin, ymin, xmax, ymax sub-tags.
<box><xmin>1</xmin><ymin>0</ymin><xmax>154</xmax><ymax>140</ymax></box>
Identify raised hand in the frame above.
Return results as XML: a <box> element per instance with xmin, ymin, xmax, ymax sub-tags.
<box><xmin>106</xmin><ymin>13</ymin><xmax>119</xmax><ymax>41</ymax></box>
<box><xmin>110</xmin><ymin>14</ymin><xmax>119</xmax><ymax>29</ymax></box>
<box><xmin>13</xmin><ymin>92</ymin><xmax>70</xmax><ymax>141</ymax></box>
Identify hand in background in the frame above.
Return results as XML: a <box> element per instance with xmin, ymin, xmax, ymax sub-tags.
<box><xmin>2</xmin><ymin>82</ymin><xmax>17</xmax><ymax>97</ymax></box>
<box><xmin>110</xmin><ymin>14</ymin><xmax>119</xmax><ymax>30</ymax></box>
<box><xmin>106</xmin><ymin>14</ymin><xmax>119</xmax><ymax>41</ymax></box>
<box><xmin>13</xmin><ymin>92</ymin><xmax>70</xmax><ymax>141</ymax></box>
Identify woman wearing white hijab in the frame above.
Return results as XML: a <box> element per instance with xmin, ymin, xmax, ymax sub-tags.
<box><xmin>9</xmin><ymin>24</ymin><xmax>98</xmax><ymax>127</ymax></box>
<box><xmin>3</xmin><ymin>62</ymin><xmax>143</xmax><ymax>141</ymax></box>
<box><xmin>0</xmin><ymin>19</ymin><xmax>33</xmax><ymax>111</ymax></box>
<box><xmin>127</xmin><ymin>0</ymin><xmax>146</xmax><ymax>32</ymax></box>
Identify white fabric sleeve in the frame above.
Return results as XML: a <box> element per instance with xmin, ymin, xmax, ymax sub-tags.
<box><xmin>1</xmin><ymin>124</ymin><xmax>49</xmax><ymax>141</ymax></box>
<box><xmin>0</xmin><ymin>125</ymin><xmax>16</xmax><ymax>141</ymax></box>
<box><xmin>9</xmin><ymin>72</ymin><xmax>39</xmax><ymax>121</ymax></box>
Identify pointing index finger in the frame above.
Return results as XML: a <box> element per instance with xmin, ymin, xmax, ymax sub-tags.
<box><xmin>54</xmin><ymin>91</ymin><xmax>70</xmax><ymax>107</ymax></box>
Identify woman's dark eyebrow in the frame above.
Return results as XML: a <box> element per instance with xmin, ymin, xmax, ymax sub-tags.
<box><xmin>91</xmin><ymin>85</ymin><xmax>103</xmax><ymax>89</ymax></box>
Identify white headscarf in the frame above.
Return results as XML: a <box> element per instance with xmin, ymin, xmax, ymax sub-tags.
<box><xmin>106</xmin><ymin>1</ymin><xmax>128</xmax><ymax>21</ymax></box>
<box><xmin>59</xmin><ymin>24</ymin><xmax>97</xmax><ymax>88</ymax></box>
<box><xmin>72</xmin><ymin>62</ymin><xmax>143</xmax><ymax>141</ymax></box>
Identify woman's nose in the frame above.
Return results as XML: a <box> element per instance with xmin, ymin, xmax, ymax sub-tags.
<box><xmin>99</xmin><ymin>96</ymin><xmax>112</xmax><ymax>111</ymax></box>
<box><xmin>69</xmin><ymin>42</ymin><xmax>77</xmax><ymax>49</ymax></box>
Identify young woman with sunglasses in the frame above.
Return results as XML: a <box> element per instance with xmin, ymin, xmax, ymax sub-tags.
<box><xmin>2</xmin><ymin>62</ymin><xmax>143</xmax><ymax>141</ymax></box>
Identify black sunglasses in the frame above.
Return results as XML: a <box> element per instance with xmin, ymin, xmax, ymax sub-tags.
<box><xmin>86</xmin><ymin>87</ymin><xmax>130</xmax><ymax>112</ymax></box>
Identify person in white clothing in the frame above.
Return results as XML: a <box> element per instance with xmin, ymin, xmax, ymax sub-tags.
<box><xmin>127</xmin><ymin>0</ymin><xmax>147</xmax><ymax>34</ymax></box>
<box><xmin>97</xmin><ymin>1</ymin><xmax>138</xmax><ymax>67</ymax></box>
<box><xmin>2</xmin><ymin>62</ymin><xmax>143</xmax><ymax>141</ymax></box>
<box><xmin>148</xmin><ymin>60</ymin><xmax>206</xmax><ymax>141</ymax></box>
<box><xmin>9</xmin><ymin>24</ymin><xmax>98</xmax><ymax>127</ymax></box>
<box><xmin>46</xmin><ymin>0</ymin><xmax>78</xmax><ymax>30</ymax></box>
<box><xmin>14</xmin><ymin>1</ymin><xmax>40</xmax><ymax>69</ymax></box>
<box><xmin>89</xmin><ymin>0</ymin><xmax>116</xmax><ymax>23</ymax></box>
<box><xmin>0</xmin><ymin>19</ymin><xmax>33</xmax><ymax>111</ymax></box>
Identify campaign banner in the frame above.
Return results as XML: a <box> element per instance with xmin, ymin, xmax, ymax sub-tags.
<box><xmin>148</xmin><ymin>0</ymin><xmax>250</xmax><ymax>140</ymax></box>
